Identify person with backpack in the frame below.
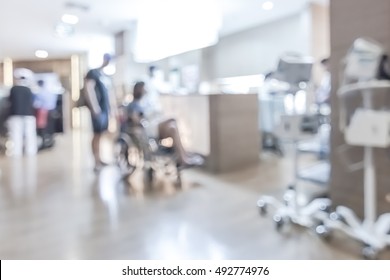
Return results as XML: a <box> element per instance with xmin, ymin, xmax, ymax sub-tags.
<box><xmin>84</xmin><ymin>53</ymin><xmax>116</xmax><ymax>172</ymax></box>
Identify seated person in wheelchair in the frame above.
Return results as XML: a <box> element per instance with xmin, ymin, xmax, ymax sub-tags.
<box><xmin>125</xmin><ymin>81</ymin><xmax>203</xmax><ymax>167</ymax></box>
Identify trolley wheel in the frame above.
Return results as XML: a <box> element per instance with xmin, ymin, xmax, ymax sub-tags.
<box><xmin>283</xmin><ymin>185</ymin><xmax>295</xmax><ymax>205</ymax></box>
<box><xmin>319</xmin><ymin>203</ymin><xmax>331</xmax><ymax>213</ymax></box>
<box><xmin>315</xmin><ymin>223</ymin><xmax>332</xmax><ymax>241</ymax></box>
<box><xmin>329</xmin><ymin>212</ymin><xmax>346</xmax><ymax>224</ymax></box>
<box><xmin>362</xmin><ymin>246</ymin><xmax>378</xmax><ymax>260</ymax></box>
<box><xmin>276</xmin><ymin>219</ymin><xmax>284</xmax><ymax>231</ymax></box>
<box><xmin>257</xmin><ymin>200</ymin><xmax>267</xmax><ymax>216</ymax></box>
<box><xmin>273</xmin><ymin>215</ymin><xmax>284</xmax><ymax>231</ymax></box>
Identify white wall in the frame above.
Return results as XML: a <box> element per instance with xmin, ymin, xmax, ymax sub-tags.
<box><xmin>210</xmin><ymin>10</ymin><xmax>312</xmax><ymax>79</ymax></box>
<box><xmin>123</xmin><ymin>7</ymin><xmax>313</xmax><ymax>88</ymax></box>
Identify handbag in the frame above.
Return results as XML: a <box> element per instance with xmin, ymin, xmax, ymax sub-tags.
<box><xmin>36</xmin><ymin>108</ymin><xmax>49</xmax><ymax>129</ymax></box>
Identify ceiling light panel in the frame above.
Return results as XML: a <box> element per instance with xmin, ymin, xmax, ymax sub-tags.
<box><xmin>35</xmin><ymin>50</ymin><xmax>48</xmax><ymax>58</ymax></box>
<box><xmin>61</xmin><ymin>14</ymin><xmax>79</xmax><ymax>25</ymax></box>
<box><xmin>262</xmin><ymin>1</ymin><xmax>274</xmax><ymax>10</ymax></box>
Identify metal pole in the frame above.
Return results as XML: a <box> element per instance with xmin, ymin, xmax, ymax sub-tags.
<box><xmin>362</xmin><ymin>89</ymin><xmax>376</xmax><ymax>228</ymax></box>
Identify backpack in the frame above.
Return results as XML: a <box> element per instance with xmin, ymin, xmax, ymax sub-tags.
<box><xmin>76</xmin><ymin>77</ymin><xmax>90</xmax><ymax>108</ymax></box>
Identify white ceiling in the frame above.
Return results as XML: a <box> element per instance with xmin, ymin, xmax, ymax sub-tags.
<box><xmin>0</xmin><ymin>0</ymin><xmax>328</xmax><ymax>61</ymax></box>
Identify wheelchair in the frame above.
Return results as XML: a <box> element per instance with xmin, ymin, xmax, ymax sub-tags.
<box><xmin>115</xmin><ymin>116</ymin><xmax>183</xmax><ymax>190</ymax></box>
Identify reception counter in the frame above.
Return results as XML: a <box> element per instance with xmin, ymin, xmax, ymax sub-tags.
<box><xmin>160</xmin><ymin>93</ymin><xmax>260</xmax><ymax>173</ymax></box>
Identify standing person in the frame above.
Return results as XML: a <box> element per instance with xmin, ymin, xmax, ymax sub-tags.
<box><xmin>315</xmin><ymin>58</ymin><xmax>331</xmax><ymax>159</ymax></box>
<box><xmin>34</xmin><ymin>79</ymin><xmax>58</xmax><ymax>150</ymax></box>
<box><xmin>315</xmin><ymin>58</ymin><xmax>331</xmax><ymax>106</ymax></box>
<box><xmin>7</xmin><ymin>69</ymin><xmax>37</xmax><ymax>157</ymax></box>
<box><xmin>84</xmin><ymin>53</ymin><xmax>116</xmax><ymax>172</ymax></box>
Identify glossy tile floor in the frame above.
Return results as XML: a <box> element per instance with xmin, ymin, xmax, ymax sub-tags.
<box><xmin>0</xmin><ymin>130</ymin><xmax>388</xmax><ymax>260</ymax></box>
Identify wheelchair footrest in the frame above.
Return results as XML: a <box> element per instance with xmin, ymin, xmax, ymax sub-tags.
<box><xmin>156</xmin><ymin>145</ymin><xmax>175</xmax><ymax>155</ymax></box>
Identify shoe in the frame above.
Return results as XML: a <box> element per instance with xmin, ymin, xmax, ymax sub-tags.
<box><xmin>93</xmin><ymin>163</ymin><xmax>105</xmax><ymax>173</ymax></box>
<box><xmin>93</xmin><ymin>162</ymin><xmax>109</xmax><ymax>173</ymax></box>
<box><xmin>179</xmin><ymin>154</ymin><xmax>204</xmax><ymax>168</ymax></box>
<box><xmin>99</xmin><ymin>161</ymin><xmax>110</xmax><ymax>166</ymax></box>
<box><xmin>93</xmin><ymin>165</ymin><xmax>102</xmax><ymax>173</ymax></box>
<box><xmin>188</xmin><ymin>154</ymin><xmax>204</xmax><ymax>166</ymax></box>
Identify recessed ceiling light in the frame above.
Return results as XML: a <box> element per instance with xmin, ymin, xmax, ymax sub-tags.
<box><xmin>35</xmin><ymin>50</ymin><xmax>48</xmax><ymax>58</ymax></box>
<box><xmin>262</xmin><ymin>1</ymin><xmax>274</xmax><ymax>10</ymax></box>
<box><xmin>61</xmin><ymin>14</ymin><xmax>79</xmax><ymax>25</ymax></box>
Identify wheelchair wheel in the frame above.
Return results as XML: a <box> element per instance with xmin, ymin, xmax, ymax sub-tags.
<box><xmin>151</xmin><ymin>153</ymin><xmax>182</xmax><ymax>189</ymax></box>
<box><xmin>115</xmin><ymin>134</ymin><xmax>142</xmax><ymax>177</ymax></box>
<box><xmin>362</xmin><ymin>246</ymin><xmax>378</xmax><ymax>260</ymax></box>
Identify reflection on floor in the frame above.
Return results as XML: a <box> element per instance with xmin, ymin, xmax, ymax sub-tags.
<box><xmin>0</xmin><ymin>130</ymin><xmax>388</xmax><ymax>259</ymax></box>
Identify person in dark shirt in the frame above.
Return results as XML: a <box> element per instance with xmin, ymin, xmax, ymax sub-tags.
<box><xmin>9</xmin><ymin>84</ymin><xmax>34</xmax><ymax>116</ymax></box>
<box><xmin>7</xmin><ymin>75</ymin><xmax>37</xmax><ymax>157</ymax></box>
<box><xmin>84</xmin><ymin>53</ymin><xmax>116</xmax><ymax>172</ymax></box>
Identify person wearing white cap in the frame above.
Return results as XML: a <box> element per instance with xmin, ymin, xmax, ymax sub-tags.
<box><xmin>7</xmin><ymin>69</ymin><xmax>37</xmax><ymax>157</ymax></box>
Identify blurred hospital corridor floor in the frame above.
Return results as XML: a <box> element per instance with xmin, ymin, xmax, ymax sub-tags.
<box><xmin>0</xmin><ymin>131</ymin><xmax>388</xmax><ymax>260</ymax></box>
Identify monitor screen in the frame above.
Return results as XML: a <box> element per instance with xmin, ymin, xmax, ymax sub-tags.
<box><xmin>274</xmin><ymin>54</ymin><xmax>313</xmax><ymax>85</ymax></box>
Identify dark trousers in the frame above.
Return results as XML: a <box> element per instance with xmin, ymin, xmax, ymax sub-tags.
<box><xmin>38</xmin><ymin>110</ymin><xmax>55</xmax><ymax>149</ymax></box>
